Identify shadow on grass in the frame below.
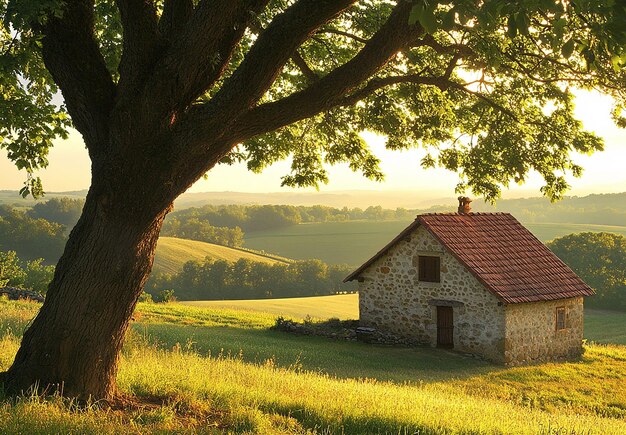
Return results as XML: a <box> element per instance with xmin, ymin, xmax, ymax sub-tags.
<box><xmin>132</xmin><ymin>322</ymin><xmax>494</xmax><ymax>384</ymax></box>
<box><xmin>256</xmin><ymin>401</ymin><xmax>446</xmax><ymax>435</ymax></box>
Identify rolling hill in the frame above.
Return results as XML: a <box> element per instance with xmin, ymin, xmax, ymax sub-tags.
<box><xmin>244</xmin><ymin>220</ymin><xmax>626</xmax><ymax>266</ymax></box>
<box><xmin>153</xmin><ymin>236</ymin><xmax>289</xmax><ymax>274</ymax></box>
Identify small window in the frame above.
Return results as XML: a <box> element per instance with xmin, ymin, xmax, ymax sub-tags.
<box><xmin>418</xmin><ymin>256</ymin><xmax>440</xmax><ymax>283</ymax></box>
<box><xmin>556</xmin><ymin>307</ymin><xmax>567</xmax><ymax>331</ymax></box>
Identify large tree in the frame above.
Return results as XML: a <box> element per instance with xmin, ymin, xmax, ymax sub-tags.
<box><xmin>1</xmin><ymin>0</ymin><xmax>625</xmax><ymax>399</ymax></box>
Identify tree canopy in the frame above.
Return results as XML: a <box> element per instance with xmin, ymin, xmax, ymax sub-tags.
<box><xmin>548</xmin><ymin>232</ymin><xmax>626</xmax><ymax>311</ymax></box>
<box><xmin>2</xmin><ymin>0</ymin><xmax>625</xmax><ymax>200</ymax></box>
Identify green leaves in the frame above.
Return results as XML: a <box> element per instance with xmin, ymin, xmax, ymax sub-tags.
<box><xmin>1</xmin><ymin>4</ymin><xmax>70</xmax><ymax>198</ymax></box>
<box><xmin>506</xmin><ymin>14</ymin><xmax>517</xmax><ymax>38</ymax></box>
<box><xmin>19</xmin><ymin>175</ymin><xmax>44</xmax><ymax>199</ymax></box>
<box><xmin>409</xmin><ymin>1</ymin><xmax>439</xmax><ymax>34</ymax></box>
<box><xmin>4</xmin><ymin>0</ymin><xmax>65</xmax><ymax>27</ymax></box>
<box><xmin>0</xmin><ymin>250</ymin><xmax>25</xmax><ymax>287</ymax></box>
<box><xmin>561</xmin><ymin>38</ymin><xmax>575</xmax><ymax>58</ymax></box>
<box><xmin>514</xmin><ymin>13</ymin><xmax>529</xmax><ymax>36</ymax></box>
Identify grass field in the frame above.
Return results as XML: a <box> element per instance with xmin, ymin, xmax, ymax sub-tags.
<box><xmin>183</xmin><ymin>293</ymin><xmax>626</xmax><ymax>345</ymax></box>
<box><xmin>153</xmin><ymin>237</ymin><xmax>287</xmax><ymax>275</ymax></box>
<box><xmin>585</xmin><ymin>309</ymin><xmax>626</xmax><ymax>345</ymax></box>
<box><xmin>524</xmin><ymin>222</ymin><xmax>626</xmax><ymax>242</ymax></box>
<box><xmin>2</xmin><ymin>298</ymin><xmax>626</xmax><ymax>433</ymax></box>
<box><xmin>244</xmin><ymin>220</ymin><xmax>410</xmax><ymax>266</ymax></box>
<box><xmin>182</xmin><ymin>294</ymin><xmax>359</xmax><ymax>320</ymax></box>
<box><xmin>244</xmin><ymin>220</ymin><xmax>626</xmax><ymax>266</ymax></box>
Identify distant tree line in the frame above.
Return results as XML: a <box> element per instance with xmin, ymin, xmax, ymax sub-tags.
<box><xmin>471</xmin><ymin>193</ymin><xmax>626</xmax><ymax>227</ymax></box>
<box><xmin>0</xmin><ymin>198</ymin><xmax>86</xmax><ymax>263</ymax></box>
<box><xmin>548</xmin><ymin>232</ymin><xmax>626</xmax><ymax>311</ymax></box>
<box><xmin>4</xmin><ymin>194</ymin><xmax>626</xmax><ymax>255</ymax></box>
<box><xmin>161</xmin><ymin>218</ymin><xmax>244</xmax><ymax>247</ymax></box>
<box><xmin>0</xmin><ymin>250</ymin><xmax>55</xmax><ymax>295</ymax></box>
<box><xmin>164</xmin><ymin>204</ymin><xmax>417</xmax><ymax>235</ymax></box>
<box><xmin>146</xmin><ymin>258</ymin><xmax>356</xmax><ymax>301</ymax></box>
<box><xmin>0</xmin><ymin>206</ymin><xmax>66</xmax><ymax>263</ymax></box>
<box><xmin>28</xmin><ymin>197</ymin><xmax>85</xmax><ymax>228</ymax></box>
<box><xmin>38</xmin><ymin>192</ymin><xmax>626</xmax><ymax>229</ymax></box>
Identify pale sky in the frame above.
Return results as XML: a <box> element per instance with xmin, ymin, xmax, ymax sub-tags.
<box><xmin>1</xmin><ymin>90</ymin><xmax>625</xmax><ymax>200</ymax></box>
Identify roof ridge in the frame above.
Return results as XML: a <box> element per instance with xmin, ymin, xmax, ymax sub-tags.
<box><xmin>417</xmin><ymin>212</ymin><xmax>513</xmax><ymax>216</ymax></box>
<box><xmin>346</xmin><ymin>212</ymin><xmax>594</xmax><ymax>303</ymax></box>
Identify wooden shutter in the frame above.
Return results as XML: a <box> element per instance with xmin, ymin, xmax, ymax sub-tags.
<box><xmin>418</xmin><ymin>256</ymin><xmax>440</xmax><ymax>282</ymax></box>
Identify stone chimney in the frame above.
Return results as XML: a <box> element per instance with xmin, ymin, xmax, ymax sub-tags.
<box><xmin>457</xmin><ymin>196</ymin><xmax>472</xmax><ymax>214</ymax></box>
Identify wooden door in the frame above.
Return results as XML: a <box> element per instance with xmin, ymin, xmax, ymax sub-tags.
<box><xmin>437</xmin><ymin>306</ymin><xmax>454</xmax><ymax>348</ymax></box>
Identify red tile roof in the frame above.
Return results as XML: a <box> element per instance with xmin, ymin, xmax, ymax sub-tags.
<box><xmin>345</xmin><ymin>213</ymin><xmax>594</xmax><ymax>304</ymax></box>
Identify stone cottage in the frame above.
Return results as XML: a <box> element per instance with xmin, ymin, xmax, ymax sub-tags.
<box><xmin>345</xmin><ymin>197</ymin><xmax>594</xmax><ymax>365</ymax></box>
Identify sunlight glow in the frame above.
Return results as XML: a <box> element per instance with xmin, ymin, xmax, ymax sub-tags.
<box><xmin>1</xmin><ymin>91</ymin><xmax>624</xmax><ymax>200</ymax></box>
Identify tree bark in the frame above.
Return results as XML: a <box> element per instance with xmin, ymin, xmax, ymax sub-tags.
<box><xmin>1</xmin><ymin>0</ymin><xmax>421</xmax><ymax>401</ymax></box>
<box><xmin>3</xmin><ymin>182</ymin><xmax>170</xmax><ymax>400</ymax></box>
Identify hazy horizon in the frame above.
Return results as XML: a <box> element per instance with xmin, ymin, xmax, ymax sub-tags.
<box><xmin>2</xmin><ymin>186</ymin><xmax>624</xmax><ymax>210</ymax></box>
<box><xmin>2</xmin><ymin>90</ymin><xmax>625</xmax><ymax>202</ymax></box>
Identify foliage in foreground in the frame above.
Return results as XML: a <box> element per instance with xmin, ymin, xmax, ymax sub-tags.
<box><xmin>2</xmin><ymin>299</ymin><xmax>626</xmax><ymax>434</ymax></box>
<box><xmin>0</xmin><ymin>251</ymin><xmax>54</xmax><ymax>295</ymax></box>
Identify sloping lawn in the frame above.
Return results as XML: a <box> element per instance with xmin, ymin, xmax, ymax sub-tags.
<box><xmin>2</xmin><ymin>299</ymin><xmax>626</xmax><ymax>434</ymax></box>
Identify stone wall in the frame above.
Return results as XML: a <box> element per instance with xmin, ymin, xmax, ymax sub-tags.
<box><xmin>504</xmin><ymin>297</ymin><xmax>584</xmax><ymax>365</ymax></box>
<box><xmin>358</xmin><ymin>225</ymin><xmax>506</xmax><ymax>362</ymax></box>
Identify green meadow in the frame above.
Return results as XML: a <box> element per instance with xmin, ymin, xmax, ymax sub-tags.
<box><xmin>2</xmin><ymin>297</ymin><xmax>626</xmax><ymax>433</ymax></box>
<box><xmin>524</xmin><ymin>222</ymin><xmax>626</xmax><ymax>243</ymax></box>
<box><xmin>183</xmin><ymin>293</ymin><xmax>626</xmax><ymax>345</ymax></box>
<box><xmin>244</xmin><ymin>220</ymin><xmax>410</xmax><ymax>266</ymax></box>
<box><xmin>181</xmin><ymin>294</ymin><xmax>359</xmax><ymax>320</ymax></box>
<box><xmin>244</xmin><ymin>220</ymin><xmax>626</xmax><ymax>266</ymax></box>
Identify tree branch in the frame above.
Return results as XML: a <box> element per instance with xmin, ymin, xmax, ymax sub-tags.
<box><xmin>159</xmin><ymin>0</ymin><xmax>194</xmax><ymax>38</ymax></box>
<box><xmin>291</xmin><ymin>50</ymin><xmax>319</xmax><ymax>82</ymax></box>
<box><xmin>226</xmin><ymin>1</ymin><xmax>423</xmax><ymax>142</ymax></box>
<box><xmin>141</xmin><ymin>0</ymin><xmax>269</xmax><ymax>120</ymax></box>
<box><xmin>419</xmin><ymin>33</ymin><xmax>474</xmax><ymax>57</ymax></box>
<box><xmin>338</xmin><ymin>74</ymin><xmax>450</xmax><ymax>106</ymax></box>
<box><xmin>317</xmin><ymin>28</ymin><xmax>368</xmax><ymax>44</ymax></box>
<box><xmin>448</xmin><ymin>83</ymin><xmax>518</xmax><ymax>121</ymax></box>
<box><xmin>197</xmin><ymin>0</ymin><xmax>357</xmax><ymax>125</ymax></box>
<box><xmin>339</xmin><ymin>70</ymin><xmax>519</xmax><ymax>123</ymax></box>
<box><xmin>164</xmin><ymin>0</ymin><xmax>358</xmax><ymax>197</ymax></box>
<box><xmin>247</xmin><ymin>20</ymin><xmax>319</xmax><ymax>84</ymax></box>
<box><xmin>443</xmin><ymin>52</ymin><xmax>461</xmax><ymax>79</ymax></box>
<box><xmin>116</xmin><ymin>0</ymin><xmax>161</xmax><ymax>98</ymax></box>
<box><xmin>40</xmin><ymin>0</ymin><xmax>116</xmax><ymax>157</ymax></box>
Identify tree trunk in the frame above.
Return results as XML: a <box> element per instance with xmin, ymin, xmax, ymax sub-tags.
<box><xmin>3</xmin><ymin>183</ymin><xmax>170</xmax><ymax>400</ymax></box>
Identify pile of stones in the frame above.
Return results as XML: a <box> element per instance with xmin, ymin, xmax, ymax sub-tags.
<box><xmin>272</xmin><ymin>317</ymin><xmax>359</xmax><ymax>341</ymax></box>
<box><xmin>271</xmin><ymin>316</ymin><xmax>419</xmax><ymax>347</ymax></box>
<box><xmin>354</xmin><ymin>326</ymin><xmax>421</xmax><ymax>347</ymax></box>
<box><xmin>0</xmin><ymin>286</ymin><xmax>45</xmax><ymax>302</ymax></box>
